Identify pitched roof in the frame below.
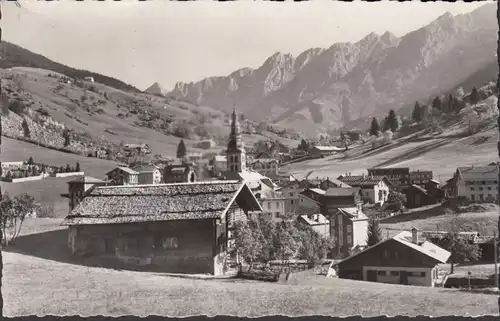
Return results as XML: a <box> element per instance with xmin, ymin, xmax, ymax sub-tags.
<box><xmin>408</xmin><ymin>184</ymin><xmax>430</xmax><ymax>195</ymax></box>
<box><xmin>299</xmin><ymin>214</ymin><xmax>329</xmax><ymax>226</ymax></box>
<box><xmin>67</xmin><ymin>176</ymin><xmax>107</xmax><ymax>184</ymax></box>
<box><xmin>325</xmin><ymin>187</ymin><xmax>359</xmax><ymax>197</ymax></box>
<box><xmin>309</xmin><ymin>188</ymin><xmax>326</xmax><ymax>195</ymax></box>
<box><xmin>107</xmin><ymin>166</ymin><xmax>139</xmax><ymax>176</ymax></box>
<box><xmin>336</xmin><ymin>230</ymin><xmax>451</xmax><ymax>267</ymax></box>
<box><xmin>337</xmin><ymin>175</ymin><xmax>389</xmax><ymax>187</ymax></box>
<box><xmin>312</xmin><ymin>145</ymin><xmax>343</xmax><ymax>151</ymax></box>
<box><xmin>337</xmin><ymin>207</ymin><xmax>368</xmax><ymax>221</ymax></box>
<box><xmin>213</xmin><ymin>155</ymin><xmax>227</xmax><ymax>162</ymax></box>
<box><xmin>132</xmin><ymin>164</ymin><xmax>161</xmax><ymax>174</ymax></box>
<box><xmin>62</xmin><ymin>180</ymin><xmax>263</xmax><ymax>226</ymax></box>
<box><xmin>457</xmin><ymin>165</ymin><xmax>497</xmax><ymax>179</ymax></box>
<box><xmin>394</xmin><ymin>231</ymin><xmax>451</xmax><ymax>263</ymax></box>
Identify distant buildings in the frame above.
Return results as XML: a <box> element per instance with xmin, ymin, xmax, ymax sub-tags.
<box><xmin>446</xmin><ymin>165</ymin><xmax>498</xmax><ymax>202</ymax></box>
<box><xmin>337</xmin><ymin>174</ymin><xmax>391</xmax><ymax>205</ymax></box>
<box><xmin>133</xmin><ymin>164</ymin><xmax>162</xmax><ymax>185</ymax></box>
<box><xmin>298</xmin><ymin>213</ymin><xmax>330</xmax><ymax>239</ymax></box>
<box><xmin>310</xmin><ymin>145</ymin><xmax>343</xmax><ymax>158</ymax></box>
<box><xmin>65</xmin><ymin>176</ymin><xmax>108</xmax><ymax>212</ymax></box>
<box><xmin>367</xmin><ymin>167</ymin><xmax>411</xmax><ymax>192</ymax></box>
<box><xmin>248</xmin><ymin>158</ymin><xmax>279</xmax><ymax>178</ymax></box>
<box><xmin>105</xmin><ymin>167</ymin><xmax>139</xmax><ymax>186</ymax></box>
<box><xmin>163</xmin><ymin>164</ymin><xmax>197</xmax><ymax>184</ymax></box>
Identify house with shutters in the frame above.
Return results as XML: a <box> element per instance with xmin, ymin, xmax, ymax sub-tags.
<box><xmin>62</xmin><ymin>180</ymin><xmax>263</xmax><ymax>276</ymax></box>
<box><xmin>446</xmin><ymin>165</ymin><xmax>499</xmax><ymax>202</ymax></box>
<box><xmin>298</xmin><ymin>213</ymin><xmax>330</xmax><ymax>239</ymax></box>
<box><xmin>335</xmin><ymin>228</ymin><xmax>451</xmax><ymax>287</ymax></box>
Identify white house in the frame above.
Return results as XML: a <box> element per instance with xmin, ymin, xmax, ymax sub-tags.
<box><xmin>337</xmin><ymin>174</ymin><xmax>392</xmax><ymax>205</ymax></box>
<box><xmin>132</xmin><ymin>164</ymin><xmax>162</xmax><ymax>185</ymax></box>
<box><xmin>453</xmin><ymin>165</ymin><xmax>498</xmax><ymax>202</ymax></box>
<box><xmin>260</xmin><ymin>192</ymin><xmax>287</xmax><ymax>222</ymax></box>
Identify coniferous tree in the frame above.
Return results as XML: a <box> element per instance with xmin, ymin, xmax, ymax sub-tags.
<box><xmin>75</xmin><ymin>162</ymin><xmax>81</xmax><ymax>172</ymax></box>
<box><xmin>470</xmin><ymin>86</ymin><xmax>480</xmax><ymax>105</ymax></box>
<box><xmin>412</xmin><ymin>102</ymin><xmax>422</xmax><ymax>123</ymax></box>
<box><xmin>382</xmin><ymin>116</ymin><xmax>390</xmax><ymax>132</ymax></box>
<box><xmin>432</xmin><ymin>96</ymin><xmax>442</xmax><ymax>112</ymax></box>
<box><xmin>176</xmin><ymin>139</ymin><xmax>187</xmax><ymax>160</ymax></box>
<box><xmin>386</xmin><ymin>109</ymin><xmax>399</xmax><ymax>132</ymax></box>
<box><xmin>366</xmin><ymin>218</ymin><xmax>383</xmax><ymax>247</ymax></box>
<box><xmin>445</xmin><ymin>94</ymin><xmax>454</xmax><ymax>114</ymax></box>
<box><xmin>369</xmin><ymin>117</ymin><xmax>380</xmax><ymax>136</ymax></box>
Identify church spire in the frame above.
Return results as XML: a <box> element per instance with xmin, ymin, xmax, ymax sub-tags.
<box><xmin>226</xmin><ymin>104</ymin><xmax>246</xmax><ymax>173</ymax></box>
<box><xmin>227</xmin><ymin>104</ymin><xmax>244</xmax><ymax>152</ymax></box>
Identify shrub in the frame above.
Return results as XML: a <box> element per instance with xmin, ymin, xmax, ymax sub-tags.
<box><xmin>8</xmin><ymin>100</ymin><xmax>26</xmax><ymax>114</ymax></box>
<box><xmin>36</xmin><ymin>204</ymin><xmax>56</xmax><ymax>218</ymax></box>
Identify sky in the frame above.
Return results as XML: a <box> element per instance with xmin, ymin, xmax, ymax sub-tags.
<box><xmin>1</xmin><ymin>0</ymin><xmax>490</xmax><ymax>91</ymax></box>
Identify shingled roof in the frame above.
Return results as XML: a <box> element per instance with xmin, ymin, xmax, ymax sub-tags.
<box><xmin>62</xmin><ymin>180</ymin><xmax>263</xmax><ymax>226</ymax></box>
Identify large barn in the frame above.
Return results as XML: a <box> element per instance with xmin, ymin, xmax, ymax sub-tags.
<box><xmin>62</xmin><ymin>180</ymin><xmax>263</xmax><ymax>276</ymax></box>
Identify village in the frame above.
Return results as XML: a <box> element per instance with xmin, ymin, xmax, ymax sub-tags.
<box><xmin>48</xmin><ymin>108</ymin><xmax>500</xmax><ymax>289</ymax></box>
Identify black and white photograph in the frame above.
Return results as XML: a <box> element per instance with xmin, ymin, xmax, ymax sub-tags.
<box><xmin>0</xmin><ymin>0</ymin><xmax>499</xmax><ymax>317</ymax></box>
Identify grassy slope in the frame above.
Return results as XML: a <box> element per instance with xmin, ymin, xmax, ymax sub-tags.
<box><xmin>281</xmin><ymin>124</ymin><xmax>497</xmax><ymax>182</ymax></box>
<box><xmin>5</xmin><ymin>67</ymin><xmax>299</xmax><ymax>158</ymax></box>
<box><xmin>1</xmin><ymin>137</ymin><xmax>120</xmax><ymax>217</ymax></box>
<box><xmin>4</xmin><ymin>219</ymin><xmax>497</xmax><ymax>317</ymax></box>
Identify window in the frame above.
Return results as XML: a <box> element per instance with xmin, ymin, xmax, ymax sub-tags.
<box><xmin>479</xmin><ymin>187</ymin><xmax>483</xmax><ymax>191</ymax></box>
<box><xmin>479</xmin><ymin>194</ymin><xmax>484</xmax><ymax>201</ymax></box>
<box><xmin>289</xmin><ymin>192</ymin><xmax>294</xmax><ymax>197</ymax></box>
<box><xmin>346</xmin><ymin>225</ymin><xmax>352</xmax><ymax>233</ymax></box>
<box><xmin>390</xmin><ymin>271</ymin><xmax>399</xmax><ymax>276</ymax></box>
<box><xmin>158</xmin><ymin>237</ymin><xmax>178</xmax><ymax>249</ymax></box>
<box><xmin>377</xmin><ymin>271</ymin><xmax>386</xmax><ymax>276</ymax></box>
<box><xmin>419</xmin><ymin>272</ymin><xmax>426</xmax><ymax>277</ymax></box>
<box><xmin>488</xmin><ymin>187</ymin><xmax>492</xmax><ymax>190</ymax></box>
<box><xmin>290</xmin><ymin>200</ymin><xmax>294</xmax><ymax>205</ymax></box>
<box><xmin>470</xmin><ymin>187</ymin><xmax>475</xmax><ymax>191</ymax></box>
<box><xmin>267</xmin><ymin>202</ymin><xmax>271</xmax><ymax>210</ymax></box>
<box><xmin>276</xmin><ymin>202</ymin><xmax>280</xmax><ymax>209</ymax></box>
<box><xmin>470</xmin><ymin>195</ymin><xmax>475</xmax><ymax>201</ymax></box>
<box><xmin>275</xmin><ymin>212</ymin><xmax>280</xmax><ymax>218</ymax></box>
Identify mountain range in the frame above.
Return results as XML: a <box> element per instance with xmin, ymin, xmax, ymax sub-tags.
<box><xmin>158</xmin><ymin>4</ymin><xmax>497</xmax><ymax>136</ymax></box>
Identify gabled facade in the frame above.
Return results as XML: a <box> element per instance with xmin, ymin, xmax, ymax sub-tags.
<box><xmin>335</xmin><ymin>229</ymin><xmax>451</xmax><ymax>287</ymax></box>
<box><xmin>452</xmin><ymin>165</ymin><xmax>498</xmax><ymax>202</ymax></box>
<box><xmin>404</xmin><ymin>184</ymin><xmax>439</xmax><ymax>209</ymax></box>
<box><xmin>105</xmin><ymin>166</ymin><xmax>139</xmax><ymax>186</ymax></box>
<box><xmin>163</xmin><ymin>164</ymin><xmax>197</xmax><ymax>184</ymax></box>
<box><xmin>62</xmin><ymin>181</ymin><xmax>263</xmax><ymax>276</ymax></box>
<box><xmin>337</xmin><ymin>174</ymin><xmax>391</xmax><ymax>205</ymax></box>
<box><xmin>133</xmin><ymin>164</ymin><xmax>162</xmax><ymax>185</ymax></box>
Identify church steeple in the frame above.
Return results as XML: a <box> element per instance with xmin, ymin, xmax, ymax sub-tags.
<box><xmin>226</xmin><ymin>106</ymin><xmax>246</xmax><ymax>173</ymax></box>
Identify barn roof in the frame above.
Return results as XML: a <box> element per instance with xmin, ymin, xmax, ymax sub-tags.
<box><xmin>457</xmin><ymin>165</ymin><xmax>497</xmax><ymax>179</ymax></box>
<box><xmin>106</xmin><ymin>166</ymin><xmax>138</xmax><ymax>176</ymax></box>
<box><xmin>132</xmin><ymin>164</ymin><xmax>160</xmax><ymax>173</ymax></box>
<box><xmin>336</xmin><ymin>230</ymin><xmax>451</xmax><ymax>268</ymax></box>
<box><xmin>67</xmin><ymin>176</ymin><xmax>107</xmax><ymax>184</ymax></box>
<box><xmin>62</xmin><ymin>180</ymin><xmax>263</xmax><ymax>226</ymax></box>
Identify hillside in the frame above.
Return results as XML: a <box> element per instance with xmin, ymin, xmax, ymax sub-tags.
<box><xmin>0</xmin><ymin>41</ymin><xmax>142</xmax><ymax>93</ymax></box>
<box><xmin>162</xmin><ymin>4</ymin><xmax>496</xmax><ymax>136</ymax></box>
<box><xmin>280</xmin><ymin>85</ymin><xmax>499</xmax><ymax>183</ymax></box>
<box><xmin>0</xmin><ymin>65</ymin><xmax>300</xmax><ymax>162</ymax></box>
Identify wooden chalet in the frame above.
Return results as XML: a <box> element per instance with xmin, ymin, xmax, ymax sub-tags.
<box><xmin>335</xmin><ymin>228</ymin><xmax>450</xmax><ymax>287</ymax></box>
<box><xmin>62</xmin><ymin>181</ymin><xmax>263</xmax><ymax>276</ymax></box>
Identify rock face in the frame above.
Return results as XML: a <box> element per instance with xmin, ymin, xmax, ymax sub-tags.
<box><xmin>144</xmin><ymin>82</ymin><xmax>168</xmax><ymax>97</ymax></box>
<box><xmin>161</xmin><ymin>4</ymin><xmax>497</xmax><ymax>135</ymax></box>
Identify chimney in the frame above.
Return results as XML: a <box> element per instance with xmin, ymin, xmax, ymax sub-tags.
<box><xmin>411</xmin><ymin>227</ymin><xmax>419</xmax><ymax>245</ymax></box>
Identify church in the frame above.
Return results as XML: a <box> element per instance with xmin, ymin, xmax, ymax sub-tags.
<box><xmin>221</xmin><ymin>108</ymin><xmax>283</xmax><ymax>211</ymax></box>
